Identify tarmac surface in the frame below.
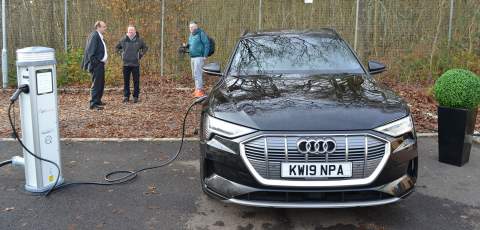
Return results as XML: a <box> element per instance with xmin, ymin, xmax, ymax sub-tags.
<box><xmin>1</xmin><ymin>137</ymin><xmax>479</xmax><ymax>230</ymax></box>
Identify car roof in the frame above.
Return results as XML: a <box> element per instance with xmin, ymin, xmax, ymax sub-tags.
<box><xmin>241</xmin><ymin>28</ymin><xmax>341</xmax><ymax>39</ymax></box>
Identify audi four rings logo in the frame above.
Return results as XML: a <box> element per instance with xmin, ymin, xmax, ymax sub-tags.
<box><xmin>296</xmin><ymin>138</ymin><xmax>337</xmax><ymax>154</ymax></box>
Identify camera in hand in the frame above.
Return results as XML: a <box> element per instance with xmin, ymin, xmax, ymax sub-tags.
<box><xmin>178</xmin><ymin>44</ymin><xmax>188</xmax><ymax>55</ymax></box>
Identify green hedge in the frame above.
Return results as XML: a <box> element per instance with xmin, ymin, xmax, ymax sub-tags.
<box><xmin>433</xmin><ymin>69</ymin><xmax>480</xmax><ymax>109</ymax></box>
<box><xmin>56</xmin><ymin>48</ymin><xmax>91</xmax><ymax>87</ymax></box>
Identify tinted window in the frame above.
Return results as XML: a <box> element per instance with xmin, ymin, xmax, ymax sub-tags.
<box><xmin>229</xmin><ymin>34</ymin><xmax>364</xmax><ymax>76</ymax></box>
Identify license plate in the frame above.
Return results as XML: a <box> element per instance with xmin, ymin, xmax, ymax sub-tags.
<box><xmin>281</xmin><ymin>162</ymin><xmax>352</xmax><ymax>178</ymax></box>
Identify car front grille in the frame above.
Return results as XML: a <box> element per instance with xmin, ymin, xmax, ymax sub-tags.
<box><xmin>242</xmin><ymin>134</ymin><xmax>387</xmax><ymax>181</ymax></box>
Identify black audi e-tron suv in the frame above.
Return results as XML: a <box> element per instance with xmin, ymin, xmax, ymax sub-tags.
<box><xmin>199</xmin><ymin>29</ymin><xmax>418</xmax><ymax>208</ymax></box>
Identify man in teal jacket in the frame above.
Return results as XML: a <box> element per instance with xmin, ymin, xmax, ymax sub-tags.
<box><xmin>184</xmin><ymin>20</ymin><xmax>210</xmax><ymax>98</ymax></box>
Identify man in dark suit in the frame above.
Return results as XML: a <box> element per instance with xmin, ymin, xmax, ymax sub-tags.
<box><xmin>82</xmin><ymin>21</ymin><xmax>108</xmax><ymax>110</ymax></box>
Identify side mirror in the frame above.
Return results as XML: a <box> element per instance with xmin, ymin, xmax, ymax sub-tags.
<box><xmin>368</xmin><ymin>61</ymin><xmax>386</xmax><ymax>75</ymax></box>
<box><xmin>202</xmin><ymin>62</ymin><xmax>222</xmax><ymax>76</ymax></box>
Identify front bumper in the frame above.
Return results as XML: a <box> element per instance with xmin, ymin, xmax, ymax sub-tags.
<box><xmin>200</xmin><ymin>130</ymin><xmax>418</xmax><ymax>208</ymax></box>
<box><xmin>204</xmin><ymin>173</ymin><xmax>415</xmax><ymax>208</ymax></box>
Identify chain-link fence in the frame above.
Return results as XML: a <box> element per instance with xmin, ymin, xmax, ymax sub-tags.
<box><xmin>0</xmin><ymin>0</ymin><xmax>479</xmax><ymax>87</ymax></box>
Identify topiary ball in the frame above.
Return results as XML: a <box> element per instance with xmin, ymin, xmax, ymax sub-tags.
<box><xmin>433</xmin><ymin>69</ymin><xmax>480</xmax><ymax>110</ymax></box>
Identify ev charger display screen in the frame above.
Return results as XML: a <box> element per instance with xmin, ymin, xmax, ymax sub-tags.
<box><xmin>36</xmin><ymin>69</ymin><xmax>53</xmax><ymax>95</ymax></box>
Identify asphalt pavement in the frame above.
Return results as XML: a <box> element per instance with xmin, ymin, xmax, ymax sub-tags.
<box><xmin>0</xmin><ymin>137</ymin><xmax>479</xmax><ymax>230</ymax></box>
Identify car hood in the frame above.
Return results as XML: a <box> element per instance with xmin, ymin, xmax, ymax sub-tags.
<box><xmin>208</xmin><ymin>74</ymin><xmax>409</xmax><ymax>131</ymax></box>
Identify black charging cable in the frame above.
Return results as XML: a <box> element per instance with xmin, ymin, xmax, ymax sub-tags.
<box><xmin>7</xmin><ymin>84</ymin><xmax>207</xmax><ymax>196</ymax></box>
<box><xmin>0</xmin><ymin>85</ymin><xmax>31</xmax><ymax>168</ymax></box>
<box><xmin>0</xmin><ymin>160</ymin><xmax>12</xmax><ymax>168</ymax></box>
<box><xmin>52</xmin><ymin>96</ymin><xmax>207</xmax><ymax>194</ymax></box>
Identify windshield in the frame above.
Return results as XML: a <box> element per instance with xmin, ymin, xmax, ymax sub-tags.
<box><xmin>228</xmin><ymin>34</ymin><xmax>365</xmax><ymax>76</ymax></box>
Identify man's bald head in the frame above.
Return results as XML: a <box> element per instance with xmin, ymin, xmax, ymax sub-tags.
<box><xmin>95</xmin><ymin>21</ymin><xmax>107</xmax><ymax>34</ymax></box>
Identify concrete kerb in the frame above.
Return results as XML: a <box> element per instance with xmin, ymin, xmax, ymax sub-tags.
<box><xmin>57</xmin><ymin>87</ymin><xmax>193</xmax><ymax>93</ymax></box>
<box><xmin>2</xmin><ymin>87</ymin><xmax>193</xmax><ymax>93</ymax></box>
<box><xmin>416</xmin><ymin>133</ymin><xmax>480</xmax><ymax>144</ymax></box>
<box><xmin>416</xmin><ymin>133</ymin><xmax>438</xmax><ymax>137</ymax></box>
<box><xmin>0</xmin><ymin>137</ymin><xmax>200</xmax><ymax>142</ymax></box>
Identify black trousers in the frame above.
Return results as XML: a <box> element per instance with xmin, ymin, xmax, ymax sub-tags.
<box><xmin>123</xmin><ymin>66</ymin><xmax>140</xmax><ymax>98</ymax></box>
<box><xmin>90</xmin><ymin>62</ymin><xmax>105</xmax><ymax>106</ymax></box>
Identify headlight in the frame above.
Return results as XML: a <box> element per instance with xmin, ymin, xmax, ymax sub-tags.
<box><xmin>205</xmin><ymin>115</ymin><xmax>256</xmax><ymax>139</ymax></box>
<box><xmin>374</xmin><ymin>116</ymin><xmax>414</xmax><ymax>137</ymax></box>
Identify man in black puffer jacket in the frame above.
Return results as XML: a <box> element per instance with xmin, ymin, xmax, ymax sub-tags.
<box><xmin>115</xmin><ymin>25</ymin><xmax>149</xmax><ymax>103</ymax></box>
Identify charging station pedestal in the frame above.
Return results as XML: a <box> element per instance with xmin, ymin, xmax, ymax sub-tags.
<box><xmin>16</xmin><ymin>47</ymin><xmax>63</xmax><ymax>193</ymax></box>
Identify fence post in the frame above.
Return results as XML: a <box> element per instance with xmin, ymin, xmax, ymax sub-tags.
<box><xmin>354</xmin><ymin>0</ymin><xmax>360</xmax><ymax>51</ymax></box>
<box><xmin>448</xmin><ymin>0</ymin><xmax>454</xmax><ymax>47</ymax></box>
<box><xmin>64</xmin><ymin>0</ymin><xmax>68</xmax><ymax>52</ymax></box>
<box><xmin>258</xmin><ymin>0</ymin><xmax>262</xmax><ymax>30</ymax></box>
<box><xmin>160</xmin><ymin>0</ymin><xmax>165</xmax><ymax>76</ymax></box>
<box><xmin>2</xmin><ymin>0</ymin><xmax>7</xmax><ymax>88</ymax></box>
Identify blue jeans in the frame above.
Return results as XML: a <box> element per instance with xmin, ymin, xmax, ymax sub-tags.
<box><xmin>190</xmin><ymin>57</ymin><xmax>205</xmax><ymax>90</ymax></box>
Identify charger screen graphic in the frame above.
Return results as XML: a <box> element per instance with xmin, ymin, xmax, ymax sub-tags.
<box><xmin>36</xmin><ymin>70</ymin><xmax>53</xmax><ymax>95</ymax></box>
<box><xmin>199</xmin><ymin>29</ymin><xmax>419</xmax><ymax>208</ymax></box>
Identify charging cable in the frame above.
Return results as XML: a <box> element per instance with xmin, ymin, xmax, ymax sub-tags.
<box><xmin>0</xmin><ymin>85</ymin><xmax>30</xmax><ymax>169</ymax></box>
<box><xmin>52</xmin><ymin>95</ymin><xmax>207</xmax><ymax>194</ymax></box>
<box><xmin>0</xmin><ymin>160</ymin><xmax>12</xmax><ymax>167</ymax></box>
<box><xmin>5</xmin><ymin>84</ymin><xmax>207</xmax><ymax>196</ymax></box>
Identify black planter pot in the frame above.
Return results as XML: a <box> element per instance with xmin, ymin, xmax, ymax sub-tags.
<box><xmin>438</xmin><ymin>106</ymin><xmax>478</xmax><ymax>166</ymax></box>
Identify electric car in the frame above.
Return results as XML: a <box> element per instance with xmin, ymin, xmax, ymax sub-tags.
<box><xmin>199</xmin><ymin>29</ymin><xmax>418</xmax><ymax>208</ymax></box>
